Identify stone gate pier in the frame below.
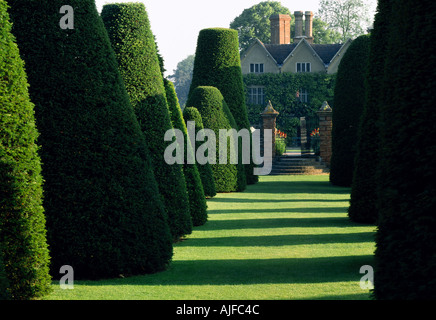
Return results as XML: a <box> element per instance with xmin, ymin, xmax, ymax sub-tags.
<box><xmin>317</xmin><ymin>101</ymin><xmax>332</xmax><ymax>167</ymax></box>
<box><xmin>261</xmin><ymin>101</ymin><xmax>279</xmax><ymax>158</ymax></box>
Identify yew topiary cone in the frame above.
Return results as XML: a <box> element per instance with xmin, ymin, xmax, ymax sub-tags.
<box><xmin>0</xmin><ymin>0</ymin><xmax>51</xmax><ymax>299</ymax></box>
<box><xmin>102</xmin><ymin>3</ymin><xmax>192</xmax><ymax>240</ymax></box>
<box><xmin>8</xmin><ymin>0</ymin><xmax>173</xmax><ymax>279</ymax></box>
<box><xmin>189</xmin><ymin>28</ymin><xmax>257</xmax><ymax>186</ymax></box>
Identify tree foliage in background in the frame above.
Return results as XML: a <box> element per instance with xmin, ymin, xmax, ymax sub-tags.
<box><xmin>330</xmin><ymin>34</ymin><xmax>371</xmax><ymax>187</ymax></box>
<box><xmin>373</xmin><ymin>0</ymin><xmax>436</xmax><ymax>299</ymax></box>
<box><xmin>0</xmin><ymin>0</ymin><xmax>51</xmax><ymax>299</ymax></box>
<box><xmin>182</xmin><ymin>107</ymin><xmax>217</xmax><ymax>198</ymax></box>
<box><xmin>348</xmin><ymin>0</ymin><xmax>391</xmax><ymax>224</ymax></box>
<box><xmin>318</xmin><ymin>0</ymin><xmax>373</xmax><ymax>41</ymax></box>
<box><xmin>230</xmin><ymin>1</ymin><xmax>291</xmax><ymax>52</ymax></box>
<box><xmin>230</xmin><ymin>1</ymin><xmax>343</xmax><ymax>53</ymax></box>
<box><xmin>312</xmin><ymin>17</ymin><xmax>343</xmax><ymax>44</ymax></box>
<box><xmin>169</xmin><ymin>54</ymin><xmax>195</xmax><ymax>108</ymax></box>
<box><xmin>8</xmin><ymin>0</ymin><xmax>173</xmax><ymax>279</ymax></box>
<box><xmin>102</xmin><ymin>2</ymin><xmax>192</xmax><ymax>240</ymax></box>
<box><xmin>164</xmin><ymin>79</ymin><xmax>208</xmax><ymax>226</ymax></box>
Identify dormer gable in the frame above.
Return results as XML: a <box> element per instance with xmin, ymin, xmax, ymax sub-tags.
<box><xmin>281</xmin><ymin>38</ymin><xmax>326</xmax><ymax>73</ymax></box>
<box><xmin>326</xmin><ymin>38</ymin><xmax>352</xmax><ymax>74</ymax></box>
<box><xmin>241</xmin><ymin>39</ymin><xmax>280</xmax><ymax>74</ymax></box>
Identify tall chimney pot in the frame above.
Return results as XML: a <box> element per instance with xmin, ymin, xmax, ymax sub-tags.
<box><xmin>294</xmin><ymin>11</ymin><xmax>304</xmax><ymax>43</ymax></box>
<box><xmin>270</xmin><ymin>14</ymin><xmax>292</xmax><ymax>45</ymax></box>
<box><xmin>305</xmin><ymin>11</ymin><xmax>314</xmax><ymax>44</ymax></box>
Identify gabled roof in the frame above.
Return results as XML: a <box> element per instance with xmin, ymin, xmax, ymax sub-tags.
<box><xmin>326</xmin><ymin>38</ymin><xmax>352</xmax><ymax>65</ymax></box>
<box><xmin>263</xmin><ymin>43</ymin><xmax>297</xmax><ymax>65</ymax></box>
<box><xmin>260</xmin><ymin>38</ymin><xmax>348</xmax><ymax>67</ymax></box>
<box><xmin>311</xmin><ymin>43</ymin><xmax>344</xmax><ymax>65</ymax></box>
<box><xmin>282</xmin><ymin>38</ymin><xmax>325</xmax><ymax>66</ymax></box>
<box><xmin>244</xmin><ymin>39</ymin><xmax>280</xmax><ymax>66</ymax></box>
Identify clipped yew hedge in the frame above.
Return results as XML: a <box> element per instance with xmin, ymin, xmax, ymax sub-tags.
<box><xmin>165</xmin><ymin>79</ymin><xmax>208</xmax><ymax>226</ymax></box>
<box><xmin>348</xmin><ymin>4</ymin><xmax>391</xmax><ymax>224</ymax></box>
<box><xmin>186</xmin><ymin>86</ymin><xmax>239</xmax><ymax>192</ymax></box>
<box><xmin>190</xmin><ymin>28</ymin><xmax>256</xmax><ymax>186</ymax></box>
<box><xmin>0</xmin><ymin>0</ymin><xmax>51</xmax><ymax>299</ymax></box>
<box><xmin>8</xmin><ymin>0</ymin><xmax>173</xmax><ymax>279</ymax></box>
<box><xmin>330</xmin><ymin>34</ymin><xmax>371</xmax><ymax>187</ymax></box>
<box><xmin>373</xmin><ymin>0</ymin><xmax>436</xmax><ymax>300</ymax></box>
<box><xmin>102</xmin><ymin>2</ymin><xmax>192</xmax><ymax>240</ymax></box>
<box><xmin>182</xmin><ymin>107</ymin><xmax>217</xmax><ymax>198</ymax></box>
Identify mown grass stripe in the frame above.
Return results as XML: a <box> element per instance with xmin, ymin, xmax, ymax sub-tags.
<box><xmin>46</xmin><ymin>175</ymin><xmax>375</xmax><ymax>300</ymax></box>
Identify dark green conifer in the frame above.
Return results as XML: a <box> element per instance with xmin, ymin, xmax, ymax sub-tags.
<box><xmin>373</xmin><ymin>0</ymin><xmax>436</xmax><ymax>299</ymax></box>
<box><xmin>164</xmin><ymin>79</ymin><xmax>208</xmax><ymax>226</ymax></box>
<box><xmin>182</xmin><ymin>107</ymin><xmax>217</xmax><ymax>198</ymax></box>
<box><xmin>8</xmin><ymin>0</ymin><xmax>173</xmax><ymax>279</ymax></box>
<box><xmin>330</xmin><ymin>34</ymin><xmax>371</xmax><ymax>187</ymax></box>
<box><xmin>348</xmin><ymin>1</ymin><xmax>392</xmax><ymax>224</ymax></box>
<box><xmin>102</xmin><ymin>3</ymin><xmax>192</xmax><ymax>239</ymax></box>
<box><xmin>186</xmin><ymin>87</ymin><xmax>239</xmax><ymax>192</ymax></box>
<box><xmin>0</xmin><ymin>0</ymin><xmax>51</xmax><ymax>299</ymax></box>
<box><xmin>189</xmin><ymin>28</ymin><xmax>257</xmax><ymax>187</ymax></box>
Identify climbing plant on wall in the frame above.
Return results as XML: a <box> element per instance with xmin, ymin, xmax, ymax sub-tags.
<box><xmin>243</xmin><ymin>72</ymin><xmax>336</xmax><ymax>139</ymax></box>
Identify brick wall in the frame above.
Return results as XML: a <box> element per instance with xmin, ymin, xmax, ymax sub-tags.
<box><xmin>317</xmin><ymin>104</ymin><xmax>332</xmax><ymax>167</ymax></box>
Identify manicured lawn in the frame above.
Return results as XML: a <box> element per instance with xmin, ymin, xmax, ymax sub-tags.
<box><xmin>46</xmin><ymin>175</ymin><xmax>376</xmax><ymax>300</ymax></box>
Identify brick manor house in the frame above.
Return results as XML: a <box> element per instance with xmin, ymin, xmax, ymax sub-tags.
<box><xmin>241</xmin><ymin>11</ymin><xmax>351</xmax><ymax>106</ymax></box>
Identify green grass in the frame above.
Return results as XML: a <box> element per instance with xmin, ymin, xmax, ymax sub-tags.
<box><xmin>285</xmin><ymin>147</ymin><xmax>300</xmax><ymax>153</ymax></box>
<box><xmin>46</xmin><ymin>175</ymin><xmax>376</xmax><ymax>300</ymax></box>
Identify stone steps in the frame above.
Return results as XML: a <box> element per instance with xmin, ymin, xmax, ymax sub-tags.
<box><xmin>269</xmin><ymin>154</ymin><xmax>329</xmax><ymax>176</ymax></box>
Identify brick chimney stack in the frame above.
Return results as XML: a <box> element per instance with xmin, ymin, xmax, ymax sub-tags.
<box><xmin>270</xmin><ymin>14</ymin><xmax>292</xmax><ymax>45</ymax></box>
<box><xmin>294</xmin><ymin>11</ymin><xmax>304</xmax><ymax>42</ymax></box>
<box><xmin>294</xmin><ymin>11</ymin><xmax>314</xmax><ymax>44</ymax></box>
<box><xmin>305</xmin><ymin>11</ymin><xmax>314</xmax><ymax>44</ymax></box>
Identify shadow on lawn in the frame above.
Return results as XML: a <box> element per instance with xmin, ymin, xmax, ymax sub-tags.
<box><xmin>179</xmin><ymin>232</ymin><xmax>374</xmax><ymax>247</ymax></box>
<box><xmin>308</xmin><ymin>292</ymin><xmax>373</xmax><ymax>300</ymax></box>
<box><xmin>82</xmin><ymin>255</ymin><xmax>374</xmax><ymax>286</ymax></box>
<box><xmin>163</xmin><ymin>255</ymin><xmax>374</xmax><ymax>285</ymax></box>
<box><xmin>193</xmin><ymin>216</ymin><xmax>373</xmax><ymax>231</ymax></box>
<box><xmin>72</xmin><ymin>177</ymin><xmax>374</xmax><ymax>298</ymax></box>
<box><xmin>242</xmin><ymin>180</ymin><xmax>351</xmax><ymax>195</ymax></box>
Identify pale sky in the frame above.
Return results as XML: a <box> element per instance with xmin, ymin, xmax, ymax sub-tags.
<box><xmin>95</xmin><ymin>0</ymin><xmax>376</xmax><ymax>77</ymax></box>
